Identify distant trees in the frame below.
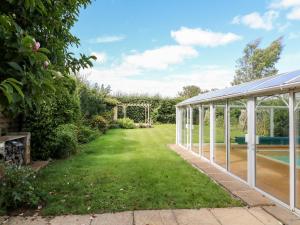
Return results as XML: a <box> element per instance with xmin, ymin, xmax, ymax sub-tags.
<box><xmin>232</xmin><ymin>38</ymin><xmax>283</xmax><ymax>85</ymax></box>
<box><xmin>178</xmin><ymin>85</ymin><xmax>202</xmax><ymax>99</ymax></box>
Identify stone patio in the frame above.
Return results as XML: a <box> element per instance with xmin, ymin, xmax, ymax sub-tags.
<box><xmin>0</xmin><ymin>207</ymin><xmax>283</xmax><ymax>225</ymax></box>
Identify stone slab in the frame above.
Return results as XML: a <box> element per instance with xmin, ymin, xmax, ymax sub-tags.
<box><xmin>173</xmin><ymin>209</ymin><xmax>220</xmax><ymax>225</ymax></box>
<box><xmin>210</xmin><ymin>207</ymin><xmax>265</xmax><ymax>225</ymax></box>
<box><xmin>218</xmin><ymin>180</ymin><xmax>251</xmax><ymax>192</ymax></box>
<box><xmin>247</xmin><ymin>207</ymin><xmax>282</xmax><ymax>225</ymax></box>
<box><xmin>7</xmin><ymin>216</ymin><xmax>48</xmax><ymax>225</ymax></box>
<box><xmin>49</xmin><ymin>215</ymin><xmax>92</xmax><ymax>225</ymax></box>
<box><xmin>263</xmin><ymin>206</ymin><xmax>300</xmax><ymax>225</ymax></box>
<box><xmin>209</xmin><ymin>173</ymin><xmax>236</xmax><ymax>182</ymax></box>
<box><xmin>233</xmin><ymin>190</ymin><xmax>274</xmax><ymax>207</ymax></box>
<box><xmin>134</xmin><ymin>210</ymin><xmax>178</xmax><ymax>225</ymax></box>
<box><xmin>92</xmin><ymin>211</ymin><xmax>133</xmax><ymax>225</ymax></box>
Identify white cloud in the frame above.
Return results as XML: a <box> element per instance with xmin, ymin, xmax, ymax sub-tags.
<box><xmin>91</xmin><ymin>52</ymin><xmax>107</xmax><ymax>63</ymax></box>
<box><xmin>170</xmin><ymin>27</ymin><xmax>242</xmax><ymax>47</ymax></box>
<box><xmin>232</xmin><ymin>11</ymin><xmax>279</xmax><ymax>30</ymax></box>
<box><xmin>270</xmin><ymin>0</ymin><xmax>300</xmax><ymax>20</ymax></box>
<box><xmin>123</xmin><ymin>45</ymin><xmax>198</xmax><ymax>70</ymax></box>
<box><xmin>90</xmin><ymin>45</ymin><xmax>198</xmax><ymax>78</ymax></box>
<box><xmin>287</xmin><ymin>7</ymin><xmax>300</xmax><ymax>19</ymax></box>
<box><xmin>85</xmin><ymin>67</ymin><xmax>233</xmax><ymax>97</ymax></box>
<box><xmin>270</xmin><ymin>0</ymin><xmax>300</xmax><ymax>9</ymax></box>
<box><xmin>89</xmin><ymin>35</ymin><xmax>125</xmax><ymax>43</ymax></box>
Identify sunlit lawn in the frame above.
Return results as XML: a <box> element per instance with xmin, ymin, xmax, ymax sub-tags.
<box><xmin>37</xmin><ymin>124</ymin><xmax>242</xmax><ymax>215</ymax></box>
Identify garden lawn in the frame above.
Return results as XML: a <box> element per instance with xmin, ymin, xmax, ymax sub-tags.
<box><xmin>37</xmin><ymin>124</ymin><xmax>243</xmax><ymax>215</ymax></box>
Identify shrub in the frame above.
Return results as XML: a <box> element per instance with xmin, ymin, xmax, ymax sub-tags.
<box><xmin>109</xmin><ymin>122</ymin><xmax>120</xmax><ymax>129</ymax></box>
<box><xmin>117</xmin><ymin>118</ymin><xmax>135</xmax><ymax>129</ymax></box>
<box><xmin>77</xmin><ymin>125</ymin><xmax>99</xmax><ymax>144</ymax></box>
<box><xmin>51</xmin><ymin>124</ymin><xmax>78</xmax><ymax>158</ymax></box>
<box><xmin>0</xmin><ymin>165</ymin><xmax>44</xmax><ymax>210</ymax></box>
<box><xmin>91</xmin><ymin>115</ymin><xmax>109</xmax><ymax>132</ymax></box>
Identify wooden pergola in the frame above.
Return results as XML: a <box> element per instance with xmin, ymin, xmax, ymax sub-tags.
<box><xmin>114</xmin><ymin>103</ymin><xmax>151</xmax><ymax>125</ymax></box>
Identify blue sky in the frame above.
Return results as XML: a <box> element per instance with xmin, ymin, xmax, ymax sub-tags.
<box><xmin>72</xmin><ymin>0</ymin><xmax>300</xmax><ymax>96</ymax></box>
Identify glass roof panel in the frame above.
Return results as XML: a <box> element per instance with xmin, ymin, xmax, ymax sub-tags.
<box><xmin>177</xmin><ymin>70</ymin><xmax>300</xmax><ymax>106</ymax></box>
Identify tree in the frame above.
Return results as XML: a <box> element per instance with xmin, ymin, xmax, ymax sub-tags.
<box><xmin>0</xmin><ymin>0</ymin><xmax>95</xmax><ymax>114</ymax></box>
<box><xmin>178</xmin><ymin>85</ymin><xmax>202</xmax><ymax>99</ymax></box>
<box><xmin>232</xmin><ymin>38</ymin><xmax>283</xmax><ymax>85</ymax></box>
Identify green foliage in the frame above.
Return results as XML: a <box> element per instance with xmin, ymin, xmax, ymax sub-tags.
<box><xmin>154</xmin><ymin>99</ymin><xmax>179</xmax><ymax>124</ymax></box>
<box><xmin>51</xmin><ymin>124</ymin><xmax>78</xmax><ymax>159</ymax></box>
<box><xmin>77</xmin><ymin>125</ymin><xmax>99</xmax><ymax>144</ymax></box>
<box><xmin>115</xmin><ymin>93</ymin><xmax>181</xmax><ymax>124</ymax></box>
<box><xmin>25</xmin><ymin>75</ymin><xmax>81</xmax><ymax>160</ymax></box>
<box><xmin>117</xmin><ymin>118</ymin><xmax>135</xmax><ymax>129</ymax></box>
<box><xmin>232</xmin><ymin>38</ymin><xmax>283</xmax><ymax>85</ymax></box>
<box><xmin>0</xmin><ymin>165</ymin><xmax>44</xmax><ymax>210</ymax></box>
<box><xmin>178</xmin><ymin>85</ymin><xmax>203</xmax><ymax>99</ymax></box>
<box><xmin>91</xmin><ymin>115</ymin><xmax>109</xmax><ymax>133</ymax></box>
<box><xmin>78</xmin><ymin>78</ymin><xmax>117</xmax><ymax>119</ymax></box>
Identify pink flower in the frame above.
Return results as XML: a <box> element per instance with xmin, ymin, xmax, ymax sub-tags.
<box><xmin>43</xmin><ymin>61</ymin><xmax>49</xmax><ymax>69</ymax></box>
<box><xmin>33</xmin><ymin>41</ymin><xmax>40</xmax><ymax>52</ymax></box>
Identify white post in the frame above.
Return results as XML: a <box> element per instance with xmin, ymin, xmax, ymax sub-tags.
<box><xmin>247</xmin><ymin>97</ymin><xmax>256</xmax><ymax>187</ymax></box>
<box><xmin>210</xmin><ymin>104</ymin><xmax>215</xmax><ymax>162</ymax></box>
<box><xmin>176</xmin><ymin>107</ymin><xmax>179</xmax><ymax>145</ymax></box>
<box><xmin>186</xmin><ymin>107</ymin><xmax>189</xmax><ymax>149</ymax></box>
<box><xmin>270</xmin><ymin>108</ymin><xmax>274</xmax><ymax>137</ymax></box>
<box><xmin>289</xmin><ymin>91</ymin><xmax>295</xmax><ymax>210</ymax></box>
<box><xmin>199</xmin><ymin>106</ymin><xmax>202</xmax><ymax>155</ymax></box>
<box><xmin>189</xmin><ymin>106</ymin><xmax>193</xmax><ymax>150</ymax></box>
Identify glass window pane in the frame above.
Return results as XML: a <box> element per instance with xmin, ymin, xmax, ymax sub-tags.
<box><xmin>214</xmin><ymin>102</ymin><xmax>226</xmax><ymax>168</ymax></box>
<box><xmin>229</xmin><ymin>99</ymin><xmax>247</xmax><ymax>181</ymax></box>
<box><xmin>255</xmin><ymin>94</ymin><xmax>289</xmax><ymax>204</ymax></box>
<box><xmin>192</xmin><ymin>107</ymin><xmax>200</xmax><ymax>154</ymax></box>
<box><xmin>202</xmin><ymin>105</ymin><xmax>210</xmax><ymax>160</ymax></box>
<box><xmin>180</xmin><ymin>108</ymin><xmax>187</xmax><ymax>147</ymax></box>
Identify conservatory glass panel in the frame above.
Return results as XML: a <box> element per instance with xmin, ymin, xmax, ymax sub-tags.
<box><xmin>192</xmin><ymin>107</ymin><xmax>200</xmax><ymax>154</ymax></box>
<box><xmin>255</xmin><ymin>94</ymin><xmax>289</xmax><ymax>204</ymax></box>
<box><xmin>202</xmin><ymin>105</ymin><xmax>210</xmax><ymax>159</ymax></box>
<box><xmin>295</xmin><ymin>92</ymin><xmax>300</xmax><ymax>209</ymax></box>
<box><xmin>229</xmin><ymin>99</ymin><xmax>247</xmax><ymax>181</ymax></box>
<box><xmin>180</xmin><ymin>108</ymin><xmax>187</xmax><ymax>148</ymax></box>
<box><xmin>214</xmin><ymin>102</ymin><xmax>226</xmax><ymax>168</ymax></box>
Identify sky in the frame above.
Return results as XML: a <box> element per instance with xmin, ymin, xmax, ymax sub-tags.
<box><xmin>71</xmin><ymin>0</ymin><xmax>300</xmax><ymax>97</ymax></box>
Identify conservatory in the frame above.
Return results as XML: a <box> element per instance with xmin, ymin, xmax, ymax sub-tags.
<box><xmin>175</xmin><ymin>69</ymin><xmax>300</xmax><ymax>212</ymax></box>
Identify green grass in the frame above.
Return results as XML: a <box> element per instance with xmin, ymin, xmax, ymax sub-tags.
<box><xmin>37</xmin><ymin>124</ymin><xmax>242</xmax><ymax>215</ymax></box>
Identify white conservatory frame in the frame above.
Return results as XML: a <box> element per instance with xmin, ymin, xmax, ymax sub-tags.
<box><xmin>175</xmin><ymin>70</ymin><xmax>300</xmax><ymax>213</ymax></box>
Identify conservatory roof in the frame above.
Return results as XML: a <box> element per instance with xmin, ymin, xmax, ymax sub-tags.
<box><xmin>177</xmin><ymin>69</ymin><xmax>300</xmax><ymax>106</ymax></box>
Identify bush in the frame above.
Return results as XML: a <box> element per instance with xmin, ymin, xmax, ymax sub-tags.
<box><xmin>0</xmin><ymin>165</ymin><xmax>44</xmax><ymax>210</ymax></box>
<box><xmin>77</xmin><ymin>125</ymin><xmax>99</xmax><ymax>144</ymax></box>
<box><xmin>51</xmin><ymin>124</ymin><xmax>78</xmax><ymax>158</ymax></box>
<box><xmin>91</xmin><ymin>115</ymin><xmax>109</xmax><ymax>132</ymax></box>
<box><xmin>117</xmin><ymin>118</ymin><xmax>135</xmax><ymax>129</ymax></box>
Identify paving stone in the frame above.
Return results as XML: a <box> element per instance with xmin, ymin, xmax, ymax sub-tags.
<box><xmin>247</xmin><ymin>207</ymin><xmax>282</xmax><ymax>225</ymax></box>
<box><xmin>92</xmin><ymin>211</ymin><xmax>133</xmax><ymax>225</ymax></box>
<box><xmin>200</xmin><ymin>167</ymin><xmax>222</xmax><ymax>174</ymax></box>
<box><xmin>211</xmin><ymin>207</ymin><xmax>265</xmax><ymax>225</ymax></box>
<box><xmin>173</xmin><ymin>209</ymin><xmax>220</xmax><ymax>225</ymax></box>
<box><xmin>7</xmin><ymin>216</ymin><xmax>48</xmax><ymax>225</ymax></box>
<box><xmin>233</xmin><ymin>190</ymin><xmax>274</xmax><ymax>207</ymax></box>
<box><xmin>218</xmin><ymin>180</ymin><xmax>251</xmax><ymax>192</ymax></box>
<box><xmin>263</xmin><ymin>206</ymin><xmax>300</xmax><ymax>225</ymax></box>
<box><xmin>49</xmin><ymin>215</ymin><xmax>92</xmax><ymax>225</ymax></box>
<box><xmin>209</xmin><ymin>173</ymin><xmax>236</xmax><ymax>182</ymax></box>
<box><xmin>134</xmin><ymin>210</ymin><xmax>177</xmax><ymax>225</ymax></box>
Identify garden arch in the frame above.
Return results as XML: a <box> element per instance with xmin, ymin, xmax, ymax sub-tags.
<box><xmin>114</xmin><ymin>103</ymin><xmax>151</xmax><ymax>125</ymax></box>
